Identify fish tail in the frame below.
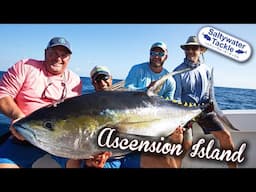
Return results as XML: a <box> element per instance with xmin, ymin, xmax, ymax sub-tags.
<box><xmin>204</xmin><ymin>68</ymin><xmax>240</xmax><ymax>131</ymax></box>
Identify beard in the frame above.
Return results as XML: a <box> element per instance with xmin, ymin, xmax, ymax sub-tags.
<box><xmin>150</xmin><ymin>60</ymin><xmax>164</xmax><ymax>68</ymax></box>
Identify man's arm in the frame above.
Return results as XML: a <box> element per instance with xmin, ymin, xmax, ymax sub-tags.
<box><xmin>0</xmin><ymin>96</ymin><xmax>24</xmax><ymax>120</ymax></box>
<box><xmin>0</xmin><ymin>96</ymin><xmax>25</xmax><ymax>140</ymax></box>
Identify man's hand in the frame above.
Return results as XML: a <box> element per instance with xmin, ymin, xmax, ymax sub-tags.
<box><xmin>204</xmin><ymin>101</ymin><xmax>214</xmax><ymax>113</ymax></box>
<box><xmin>146</xmin><ymin>81</ymin><xmax>157</xmax><ymax>90</ymax></box>
<box><xmin>169</xmin><ymin>126</ymin><xmax>184</xmax><ymax>144</ymax></box>
<box><xmin>10</xmin><ymin>117</ymin><xmax>25</xmax><ymax>141</ymax></box>
<box><xmin>85</xmin><ymin>151</ymin><xmax>112</xmax><ymax>168</ymax></box>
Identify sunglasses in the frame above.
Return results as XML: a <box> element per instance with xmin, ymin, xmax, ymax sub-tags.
<box><xmin>94</xmin><ymin>75</ymin><xmax>110</xmax><ymax>83</ymax></box>
<box><xmin>150</xmin><ymin>51</ymin><xmax>165</xmax><ymax>57</ymax></box>
<box><xmin>48</xmin><ymin>48</ymin><xmax>70</xmax><ymax>60</ymax></box>
<box><xmin>184</xmin><ymin>46</ymin><xmax>200</xmax><ymax>51</ymax></box>
<box><xmin>41</xmin><ymin>81</ymin><xmax>67</xmax><ymax>102</ymax></box>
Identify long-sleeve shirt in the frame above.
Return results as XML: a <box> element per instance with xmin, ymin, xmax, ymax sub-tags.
<box><xmin>173</xmin><ymin>58</ymin><xmax>212</xmax><ymax>104</ymax></box>
<box><xmin>124</xmin><ymin>62</ymin><xmax>176</xmax><ymax>100</ymax></box>
<box><xmin>0</xmin><ymin>58</ymin><xmax>82</xmax><ymax>116</ymax></box>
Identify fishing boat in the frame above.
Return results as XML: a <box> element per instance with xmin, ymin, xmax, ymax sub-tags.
<box><xmin>32</xmin><ymin>109</ymin><xmax>256</xmax><ymax>168</ymax></box>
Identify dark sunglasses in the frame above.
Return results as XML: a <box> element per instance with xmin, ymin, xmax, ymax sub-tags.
<box><xmin>48</xmin><ymin>48</ymin><xmax>70</xmax><ymax>60</ymax></box>
<box><xmin>184</xmin><ymin>46</ymin><xmax>200</xmax><ymax>51</ymax></box>
<box><xmin>94</xmin><ymin>75</ymin><xmax>110</xmax><ymax>82</ymax></box>
<box><xmin>150</xmin><ymin>51</ymin><xmax>165</xmax><ymax>57</ymax></box>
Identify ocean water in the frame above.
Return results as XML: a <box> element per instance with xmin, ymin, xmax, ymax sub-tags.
<box><xmin>0</xmin><ymin>71</ymin><xmax>256</xmax><ymax>136</ymax></box>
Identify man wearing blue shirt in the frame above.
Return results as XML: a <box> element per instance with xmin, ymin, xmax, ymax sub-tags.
<box><xmin>125</xmin><ymin>41</ymin><xmax>176</xmax><ymax>100</ymax></box>
<box><xmin>173</xmin><ymin>35</ymin><xmax>236</xmax><ymax>168</ymax></box>
<box><xmin>123</xmin><ymin>42</ymin><xmax>182</xmax><ymax>168</ymax></box>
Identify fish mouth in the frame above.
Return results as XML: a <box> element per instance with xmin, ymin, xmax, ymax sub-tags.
<box><xmin>13</xmin><ymin>123</ymin><xmax>38</xmax><ymax>144</ymax></box>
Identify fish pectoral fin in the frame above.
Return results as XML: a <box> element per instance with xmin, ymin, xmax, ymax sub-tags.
<box><xmin>117</xmin><ymin>115</ymin><xmax>162</xmax><ymax>124</ymax></box>
<box><xmin>116</xmin><ymin>131</ymin><xmax>166</xmax><ymax>142</ymax></box>
<box><xmin>115</xmin><ymin>118</ymin><xmax>162</xmax><ymax>130</ymax></box>
<box><xmin>120</xmin><ymin>119</ymin><xmax>161</xmax><ymax>124</ymax></box>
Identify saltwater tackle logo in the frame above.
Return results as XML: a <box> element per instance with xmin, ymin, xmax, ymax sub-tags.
<box><xmin>198</xmin><ymin>26</ymin><xmax>252</xmax><ymax>62</ymax></box>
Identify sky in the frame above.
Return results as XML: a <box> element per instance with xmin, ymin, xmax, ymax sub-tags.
<box><xmin>0</xmin><ymin>24</ymin><xmax>255</xmax><ymax>90</ymax></box>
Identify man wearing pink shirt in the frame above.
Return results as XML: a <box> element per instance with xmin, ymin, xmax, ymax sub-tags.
<box><xmin>0</xmin><ymin>37</ymin><xmax>82</xmax><ymax>168</ymax></box>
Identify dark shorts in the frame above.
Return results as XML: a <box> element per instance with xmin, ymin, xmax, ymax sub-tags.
<box><xmin>196</xmin><ymin>111</ymin><xmax>224</xmax><ymax>134</ymax></box>
<box><xmin>0</xmin><ymin>137</ymin><xmax>67</xmax><ymax>168</ymax></box>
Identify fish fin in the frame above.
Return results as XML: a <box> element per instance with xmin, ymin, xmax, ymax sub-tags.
<box><xmin>112</xmin><ymin>68</ymin><xmax>193</xmax><ymax>94</ymax></box>
<box><xmin>110</xmin><ymin>80</ymin><xmax>133</xmax><ymax>91</ymax></box>
<box><xmin>116</xmin><ymin>131</ymin><xmax>167</xmax><ymax>141</ymax></box>
<box><xmin>110</xmin><ymin>80</ymin><xmax>125</xmax><ymax>90</ymax></box>
<box><xmin>203</xmin><ymin>67</ymin><xmax>240</xmax><ymax>131</ymax></box>
<box><xmin>147</xmin><ymin>67</ymin><xmax>193</xmax><ymax>96</ymax></box>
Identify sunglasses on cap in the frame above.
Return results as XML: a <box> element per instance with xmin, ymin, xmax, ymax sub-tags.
<box><xmin>150</xmin><ymin>51</ymin><xmax>165</xmax><ymax>57</ymax></box>
<box><xmin>94</xmin><ymin>74</ymin><xmax>110</xmax><ymax>82</ymax></box>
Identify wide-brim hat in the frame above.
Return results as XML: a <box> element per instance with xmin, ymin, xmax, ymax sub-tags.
<box><xmin>180</xmin><ymin>36</ymin><xmax>207</xmax><ymax>53</ymax></box>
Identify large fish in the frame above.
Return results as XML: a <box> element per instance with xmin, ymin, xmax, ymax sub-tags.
<box><xmin>12</xmin><ymin>68</ymin><xmax>238</xmax><ymax>159</ymax></box>
<box><xmin>12</xmin><ymin>90</ymin><xmax>203</xmax><ymax>159</ymax></box>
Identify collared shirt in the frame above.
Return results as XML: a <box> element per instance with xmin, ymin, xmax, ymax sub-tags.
<box><xmin>173</xmin><ymin>58</ymin><xmax>212</xmax><ymax>104</ymax></box>
<box><xmin>0</xmin><ymin>58</ymin><xmax>82</xmax><ymax>116</ymax></box>
<box><xmin>124</xmin><ymin>62</ymin><xmax>176</xmax><ymax>100</ymax></box>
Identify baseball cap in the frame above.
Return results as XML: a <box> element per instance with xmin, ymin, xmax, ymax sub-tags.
<box><xmin>150</xmin><ymin>41</ymin><xmax>168</xmax><ymax>52</ymax></box>
<box><xmin>90</xmin><ymin>65</ymin><xmax>111</xmax><ymax>81</ymax></box>
<box><xmin>46</xmin><ymin>37</ymin><xmax>72</xmax><ymax>54</ymax></box>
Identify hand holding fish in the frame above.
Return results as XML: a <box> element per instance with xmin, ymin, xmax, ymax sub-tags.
<box><xmin>204</xmin><ymin>101</ymin><xmax>214</xmax><ymax>113</ymax></box>
<box><xmin>85</xmin><ymin>151</ymin><xmax>112</xmax><ymax>168</ymax></box>
<box><xmin>10</xmin><ymin>116</ymin><xmax>26</xmax><ymax>141</ymax></box>
<box><xmin>169</xmin><ymin>126</ymin><xmax>185</xmax><ymax>144</ymax></box>
<box><xmin>146</xmin><ymin>81</ymin><xmax>157</xmax><ymax>90</ymax></box>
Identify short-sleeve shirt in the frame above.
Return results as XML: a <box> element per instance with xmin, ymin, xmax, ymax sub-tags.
<box><xmin>124</xmin><ymin>62</ymin><xmax>176</xmax><ymax>100</ymax></box>
<box><xmin>0</xmin><ymin>59</ymin><xmax>82</xmax><ymax>116</ymax></box>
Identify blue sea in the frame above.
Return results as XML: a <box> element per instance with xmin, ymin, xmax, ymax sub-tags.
<box><xmin>0</xmin><ymin>71</ymin><xmax>256</xmax><ymax>136</ymax></box>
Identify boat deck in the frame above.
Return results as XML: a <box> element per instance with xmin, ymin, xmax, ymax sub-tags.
<box><xmin>182</xmin><ymin>109</ymin><xmax>256</xmax><ymax>168</ymax></box>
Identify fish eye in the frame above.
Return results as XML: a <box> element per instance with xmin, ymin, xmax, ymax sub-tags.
<box><xmin>43</xmin><ymin>121</ymin><xmax>54</xmax><ymax>131</ymax></box>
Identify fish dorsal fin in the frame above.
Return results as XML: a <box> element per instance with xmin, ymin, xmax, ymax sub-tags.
<box><xmin>110</xmin><ymin>80</ymin><xmax>129</xmax><ymax>91</ymax></box>
<box><xmin>147</xmin><ymin>67</ymin><xmax>193</xmax><ymax>96</ymax></box>
<box><xmin>110</xmin><ymin>67</ymin><xmax>192</xmax><ymax>94</ymax></box>
<box><xmin>111</xmin><ymin>80</ymin><xmax>125</xmax><ymax>91</ymax></box>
